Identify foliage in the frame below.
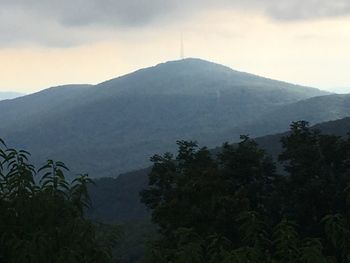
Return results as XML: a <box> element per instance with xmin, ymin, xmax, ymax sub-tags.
<box><xmin>141</xmin><ymin>121</ymin><xmax>350</xmax><ymax>262</ymax></box>
<box><xmin>0</xmin><ymin>139</ymin><xmax>117</xmax><ymax>263</ymax></box>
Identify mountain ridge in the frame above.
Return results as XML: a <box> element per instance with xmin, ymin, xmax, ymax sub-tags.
<box><xmin>0</xmin><ymin>91</ymin><xmax>25</xmax><ymax>101</ymax></box>
<box><xmin>96</xmin><ymin>58</ymin><xmax>329</xmax><ymax>99</ymax></box>
<box><xmin>0</xmin><ymin>58</ymin><xmax>339</xmax><ymax>177</ymax></box>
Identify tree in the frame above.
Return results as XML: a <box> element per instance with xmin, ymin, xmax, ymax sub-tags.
<box><xmin>279</xmin><ymin>121</ymin><xmax>350</xmax><ymax>236</ymax></box>
<box><xmin>141</xmin><ymin>121</ymin><xmax>350</xmax><ymax>262</ymax></box>
<box><xmin>141</xmin><ymin>137</ymin><xmax>279</xmax><ymax>261</ymax></box>
<box><xmin>0</xmin><ymin>139</ymin><xmax>116</xmax><ymax>263</ymax></box>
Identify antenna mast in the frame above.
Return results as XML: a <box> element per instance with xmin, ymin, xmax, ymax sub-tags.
<box><xmin>180</xmin><ymin>33</ymin><xmax>184</xmax><ymax>60</ymax></box>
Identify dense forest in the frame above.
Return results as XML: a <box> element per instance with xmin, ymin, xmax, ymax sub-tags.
<box><xmin>87</xmin><ymin>117</ymin><xmax>350</xmax><ymax>225</ymax></box>
<box><xmin>2</xmin><ymin>120</ymin><xmax>350</xmax><ymax>262</ymax></box>
<box><xmin>140</xmin><ymin>121</ymin><xmax>350</xmax><ymax>262</ymax></box>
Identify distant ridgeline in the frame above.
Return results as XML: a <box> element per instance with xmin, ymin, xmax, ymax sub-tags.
<box><xmin>0</xmin><ymin>91</ymin><xmax>24</xmax><ymax>101</ymax></box>
<box><xmin>3</xmin><ymin>58</ymin><xmax>348</xmax><ymax>179</ymax></box>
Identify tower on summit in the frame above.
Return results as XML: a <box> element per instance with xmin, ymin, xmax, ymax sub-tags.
<box><xmin>180</xmin><ymin>33</ymin><xmax>185</xmax><ymax>60</ymax></box>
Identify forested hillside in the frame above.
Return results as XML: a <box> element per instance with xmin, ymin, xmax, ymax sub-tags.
<box><xmin>0</xmin><ymin>59</ymin><xmax>329</xmax><ymax>178</ymax></box>
<box><xmin>229</xmin><ymin>94</ymin><xmax>350</xmax><ymax>140</ymax></box>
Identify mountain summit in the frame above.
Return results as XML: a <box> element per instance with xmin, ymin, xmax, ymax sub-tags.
<box><xmin>97</xmin><ymin>58</ymin><xmax>327</xmax><ymax>99</ymax></box>
<box><xmin>0</xmin><ymin>58</ymin><xmax>338</xmax><ymax>177</ymax></box>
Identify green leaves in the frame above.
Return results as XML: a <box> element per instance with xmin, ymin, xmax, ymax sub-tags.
<box><xmin>322</xmin><ymin>214</ymin><xmax>350</xmax><ymax>261</ymax></box>
<box><xmin>0</xmin><ymin>139</ymin><xmax>115</xmax><ymax>263</ymax></box>
<box><xmin>39</xmin><ymin>159</ymin><xmax>70</xmax><ymax>197</ymax></box>
<box><xmin>272</xmin><ymin>219</ymin><xmax>300</xmax><ymax>263</ymax></box>
<box><xmin>141</xmin><ymin>122</ymin><xmax>350</xmax><ymax>262</ymax></box>
<box><xmin>1</xmin><ymin>147</ymin><xmax>36</xmax><ymax>200</ymax></box>
<box><xmin>237</xmin><ymin>211</ymin><xmax>269</xmax><ymax>247</ymax></box>
<box><xmin>173</xmin><ymin>228</ymin><xmax>204</xmax><ymax>263</ymax></box>
<box><xmin>141</xmin><ymin>138</ymin><xmax>278</xmax><ymax>262</ymax></box>
<box><xmin>71</xmin><ymin>173</ymin><xmax>95</xmax><ymax>213</ymax></box>
<box><xmin>299</xmin><ymin>238</ymin><xmax>327</xmax><ymax>263</ymax></box>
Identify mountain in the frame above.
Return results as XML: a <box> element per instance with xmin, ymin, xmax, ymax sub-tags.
<box><xmin>88</xmin><ymin>117</ymin><xmax>350</xmax><ymax>223</ymax></box>
<box><xmin>0</xmin><ymin>58</ymin><xmax>330</xmax><ymax>177</ymax></box>
<box><xmin>0</xmin><ymin>91</ymin><xmax>24</xmax><ymax>101</ymax></box>
<box><xmin>0</xmin><ymin>84</ymin><xmax>92</xmax><ymax>129</ymax></box>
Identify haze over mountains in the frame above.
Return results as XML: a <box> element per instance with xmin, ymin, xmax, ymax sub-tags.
<box><xmin>1</xmin><ymin>58</ymin><xmax>349</xmax><ymax>178</ymax></box>
<box><xmin>223</xmin><ymin>93</ymin><xmax>350</xmax><ymax>139</ymax></box>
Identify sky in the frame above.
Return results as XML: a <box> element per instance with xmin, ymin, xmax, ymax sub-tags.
<box><xmin>0</xmin><ymin>0</ymin><xmax>350</xmax><ymax>93</ymax></box>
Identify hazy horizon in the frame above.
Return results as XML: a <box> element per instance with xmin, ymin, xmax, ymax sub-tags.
<box><xmin>1</xmin><ymin>1</ymin><xmax>350</xmax><ymax>93</ymax></box>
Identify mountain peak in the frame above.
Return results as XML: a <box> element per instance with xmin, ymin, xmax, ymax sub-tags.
<box><xmin>157</xmin><ymin>57</ymin><xmax>222</xmax><ymax>66</ymax></box>
<box><xmin>97</xmin><ymin>57</ymin><xmax>328</xmax><ymax>100</ymax></box>
<box><xmin>0</xmin><ymin>57</ymin><xmax>337</xmax><ymax>178</ymax></box>
<box><xmin>152</xmin><ymin>57</ymin><xmax>232</xmax><ymax>73</ymax></box>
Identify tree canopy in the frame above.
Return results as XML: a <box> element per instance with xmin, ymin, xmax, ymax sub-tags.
<box><xmin>141</xmin><ymin>121</ymin><xmax>350</xmax><ymax>262</ymax></box>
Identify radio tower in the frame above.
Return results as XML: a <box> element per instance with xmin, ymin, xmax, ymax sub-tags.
<box><xmin>180</xmin><ymin>33</ymin><xmax>185</xmax><ymax>60</ymax></box>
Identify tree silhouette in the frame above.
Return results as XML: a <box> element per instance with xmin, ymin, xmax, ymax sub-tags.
<box><xmin>141</xmin><ymin>121</ymin><xmax>350</xmax><ymax>262</ymax></box>
<box><xmin>0</xmin><ymin>139</ymin><xmax>117</xmax><ymax>263</ymax></box>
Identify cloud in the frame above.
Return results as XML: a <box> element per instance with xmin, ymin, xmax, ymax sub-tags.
<box><xmin>265</xmin><ymin>0</ymin><xmax>350</xmax><ymax>20</ymax></box>
<box><xmin>0</xmin><ymin>0</ymin><xmax>177</xmax><ymax>27</ymax></box>
<box><xmin>1</xmin><ymin>0</ymin><xmax>350</xmax><ymax>47</ymax></box>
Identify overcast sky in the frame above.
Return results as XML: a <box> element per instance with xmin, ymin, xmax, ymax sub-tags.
<box><xmin>1</xmin><ymin>0</ymin><xmax>350</xmax><ymax>93</ymax></box>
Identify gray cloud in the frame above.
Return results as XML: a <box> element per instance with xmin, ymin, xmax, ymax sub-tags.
<box><xmin>0</xmin><ymin>0</ymin><xmax>177</xmax><ymax>27</ymax></box>
<box><xmin>1</xmin><ymin>0</ymin><xmax>350</xmax><ymax>47</ymax></box>
<box><xmin>266</xmin><ymin>0</ymin><xmax>350</xmax><ymax>20</ymax></box>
